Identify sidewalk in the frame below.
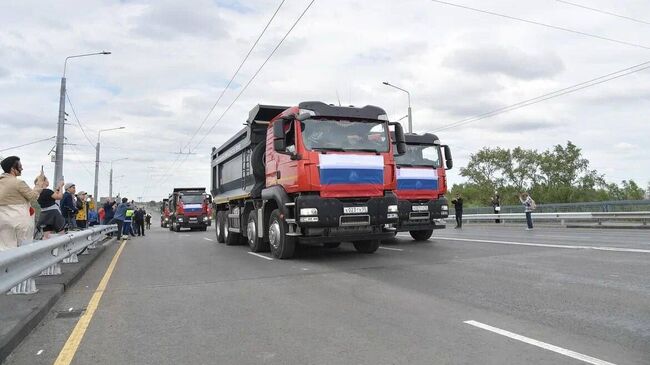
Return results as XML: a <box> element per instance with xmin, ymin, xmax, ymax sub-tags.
<box><xmin>0</xmin><ymin>238</ymin><xmax>113</xmax><ymax>363</ymax></box>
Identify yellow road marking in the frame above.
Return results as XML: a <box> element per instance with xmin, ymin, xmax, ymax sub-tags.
<box><xmin>53</xmin><ymin>239</ymin><xmax>127</xmax><ymax>365</ymax></box>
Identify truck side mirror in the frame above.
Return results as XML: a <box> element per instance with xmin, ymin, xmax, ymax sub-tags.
<box><xmin>442</xmin><ymin>145</ymin><xmax>453</xmax><ymax>170</ymax></box>
<box><xmin>272</xmin><ymin>120</ymin><xmax>287</xmax><ymax>153</ymax></box>
<box><xmin>389</xmin><ymin>122</ymin><xmax>407</xmax><ymax>155</ymax></box>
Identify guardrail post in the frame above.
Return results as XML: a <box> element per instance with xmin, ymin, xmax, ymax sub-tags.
<box><xmin>63</xmin><ymin>253</ymin><xmax>79</xmax><ymax>263</ymax></box>
<box><xmin>7</xmin><ymin>278</ymin><xmax>38</xmax><ymax>295</ymax></box>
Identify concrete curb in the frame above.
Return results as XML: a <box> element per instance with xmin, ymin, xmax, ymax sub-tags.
<box><xmin>0</xmin><ymin>237</ymin><xmax>115</xmax><ymax>363</ymax></box>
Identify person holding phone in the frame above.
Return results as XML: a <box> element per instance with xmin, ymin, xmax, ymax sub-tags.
<box><xmin>36</xmin><ymin>175</ymin><xmax>65</xmax><ymax>238</ymax></box>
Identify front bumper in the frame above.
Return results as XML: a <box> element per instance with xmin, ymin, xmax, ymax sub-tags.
<box><xmin>176</xmin><ymin>216</ymin><xmax>211</xmax><ymax>227</ymax></box>
<box><xmin>395</xmin><ymin>198</ymin><xmax>448</xmax><ymax>232</ymax></box>
<box><xmin>294</xmin><ymin>192</ymin><xmax>398</xmax><ymax>243</ymax></box>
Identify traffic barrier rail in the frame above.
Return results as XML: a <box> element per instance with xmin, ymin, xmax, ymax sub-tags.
<box><xmin>449</xmin><ymin>211</ymin><xmax>650</xmax><ymax>225</ymax></box>
<box><xmin>0</xmin><ymin>225</ymin><xmax>117</xmax><ymax>295</ymax></box>
<box><xmin>450</xmin><ymin>199</ymin><xmax>650</xmax><ymax>215</ymax></box>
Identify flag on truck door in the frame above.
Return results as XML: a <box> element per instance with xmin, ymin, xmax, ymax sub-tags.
<box><xmin>319</xmin><ymin>154</ymin><xmax>384</xmax><ymax>185</ymax></box>
<box><xmin>397</xmin><ymin>168</ymin><xmax>438</xmax><ymax>190</ymax></box>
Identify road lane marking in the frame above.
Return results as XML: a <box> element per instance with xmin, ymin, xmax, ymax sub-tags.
<box><xmin>379</xmin><ymin>246</ymin><xmax>404</xmax><ymax>251</ymax></box>
<box><xmin>53</xmin><ymin>239</ymin><xmax>127</xmax><ymax>365</ymax></box>
<box><xmin>248</xmin><ymin>252</ymin><xmax>274</xmax><ymax>260</ymax></box>
<box><xmin>36</xmin><ymin>349</ymin><xmax>43</xmax><ymax>356</ymax></box>
<box><xmin>464</xmin><ymin>320</ymin><xmax>616</xmax><ymax>365</ymax></box>
<box><xmin>203</xmin><ymin>237</ymin><xmax>214</xmax><ymax>242</ymax></box>
<box><xmin>435</xmin><ymin>237</ymin><xmax>650</xmax><ymax>253</ymax></box>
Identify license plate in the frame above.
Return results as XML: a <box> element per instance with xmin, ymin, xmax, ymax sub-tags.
<box><xmin>189</xmin><ymin>218</ymin><xmax>198</xmax><ymax>221</ymax></box>
<box><xmin>412</xmin><ymin>205</ymin><xmax>429</xmax><ymax>211</ymax></box>
<box><xmin>344</xmin><ymin>206</ymin><xmax>368</xmax><ymax>214</ymax></box>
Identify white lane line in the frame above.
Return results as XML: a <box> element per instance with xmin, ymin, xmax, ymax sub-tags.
<box><xmin>203</xmin><ymin>237</ymin><xmax>214</xmax><ymax>242</ymax></box>
<box><xmin>464</xmin><ymin>320</ymin><xmax>616</xmax><ymax>365</ymax></box>
<box><xmin>248</xmin><ymin>252</ymin><xmax>274</xmax><ymax>261</ymax></box>
<box><xmin>36</xmin><ymin>349</ymin><xmax>44</xmax><ymax>356</ymax></box>
<box><xmin>379</xmin><ymin>246</ymin><xmax>404</xmax><ymax>251</ymax></box>
<box><xmin>435</xmin><ymin>237</ymin><xmax>650</xmax><ymax>254</ymax></box>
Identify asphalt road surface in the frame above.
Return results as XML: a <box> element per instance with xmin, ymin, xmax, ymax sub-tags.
<box><xmin>3</xmin><ymin>224</ymin><xmax>649</xmax><ymax>365</ymax></box>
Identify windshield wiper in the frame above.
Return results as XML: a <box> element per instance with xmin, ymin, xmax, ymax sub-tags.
<box><xmin>352</xmin><ymin>148</ymin><xmax>380</xmax><ymax>154</ymax></box>
<box><xmin>313</xmin><ymin>147</ymin><xmax>346</xmax><ymax>153</ymax></box>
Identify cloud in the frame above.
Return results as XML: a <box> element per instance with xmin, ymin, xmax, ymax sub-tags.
<box><xmin>131</xmin><ymin>0</ymin><xmax>229</xmax><ymax>40</ymax></box>
<box><xmin>443</xmin><ymin>46</ymin><xmax>565</xmax><ymax>80</ymax></box>
<box><xmin>0</xmin><ymin>66</ymin><xmax>8</xmax><ymax>79</ymax></box>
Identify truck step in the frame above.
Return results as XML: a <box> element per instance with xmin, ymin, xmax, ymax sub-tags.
<box><xmin>285</xmin><ymin>218</ymin><xmax>296</xmax><ymax>224</ymax></box>
<box><xmin>285</xmin><ymin>202</ymin><xmax>295</xmax><ymax>207</ymax></box>
<box><xmin>286</xmin><ymin>232</ymin><xmax>302</xmax><ymax>237</ymax></box>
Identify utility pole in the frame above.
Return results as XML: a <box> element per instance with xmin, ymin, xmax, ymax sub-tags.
<box><xmin>108</xmin><ymin>158</ymin><xmax>128</xmax><ymax>199</ymax></box>
<box><xmin>54</xmin><ymin>51</ymin><xmax>111</xmax><ymax>185</ymax></box>
<box><xmin>94</xmin><ymin>127</ymin><xmax>125</xmax><ymax>206</ymax></box>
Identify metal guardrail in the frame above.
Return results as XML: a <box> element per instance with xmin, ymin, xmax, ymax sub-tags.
<box><xmin>0</xmin><ymin>225</ymin><xmax>117</xmax><ymax>294</ymax></box>
<box><xmin>451</xmin><ymin>199</ymin><xmax>650</xmax><ymax>215</ymax></box>
<box><xmin>449</xmin><ymin>211</ymin><xmax>650</xmax><ymax>225</ymax></box>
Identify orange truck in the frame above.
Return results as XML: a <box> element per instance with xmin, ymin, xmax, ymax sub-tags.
<box><xmin>211</xmin><ymin>102</ymin><xmax>406</xmax><ymax>259</ymax></box>
<box><xmin>392</xmin><ymin>133</ymin><xmax>453</xmax><ymax>240</ymax></box>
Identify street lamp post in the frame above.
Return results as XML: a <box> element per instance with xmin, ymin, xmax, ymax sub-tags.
<box><xmin>382</xmin><ymin>81</ymin><xmax>412</xmax><ymax>133</ymax></box>
<box><xmin>94</xmin><ymin>127</ymin><xmax>125</xmax><ymax>204</ymax></box>
<box><xmin>109</xmin><ymin>159</ymin><xmax>128</xmax><ymax>199</ymax></box>
<box><xmin>54</xmin><ymin>51</ymin><xmax>111</xmax><ymax>185</ymax></box>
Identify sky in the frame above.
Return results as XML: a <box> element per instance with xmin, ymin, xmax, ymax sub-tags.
<box><xmin>1</xmin><ymin>0</ymin><xmax>649</xmax><ymax>201</ymax></box>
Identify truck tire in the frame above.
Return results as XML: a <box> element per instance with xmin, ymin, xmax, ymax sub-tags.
<box><xmin>268</xmin><ymin>209</ymin><xmax>295</xmax><ymax>259</ymax></box>
<box><xmin>216</xmin><ymin>211</ymin><xmax>225</xmax><ymax>243</ymax></box>
<box><xmin>174</xmin><ymin>222</ymin><xmax>181</xmax><ymax>232</ymax></box>
<box><xmin>225</xmin><ymin>212</ymin><xmax>241</xmax><ymax>245</ymax></box>
<box><xmin>247</xmin><ymin>211</ymin><xmax>269</xmax><ymax>252</ymax></box>
<box><xmin>353</xmin><ymin>239</ymin><xmax>380</xmax><ymax>254</ymax></box>
<box><xmin>323</xmin><ymin>242</ymin><xmax>341</xmax><ymax>249</ymax></box>
<box><xmin>409</xmin><ymin>230</ymin><xmax>433</xmax><ymax>241</ymax></box>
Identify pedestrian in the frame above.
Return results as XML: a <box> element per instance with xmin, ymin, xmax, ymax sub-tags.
<box><xmin>110</xmin><ymin>197</ymin><xmax>128</xmax><ymax>240</ymax></box>
<box><xmin>88</xmin><ymin>208</ymin><xmax>99</xmax><ymax>227</ymax></box>
<box><xmin>519</xmin><ymin>192</ymin><xmax>535</xmax><ymax>230</ymax></box>
<box><xmin>491</xmin><ymin>192</ymin><xmax>501</xmax><ymax>224</ymax></box>
<box><xmin>0</xmin><ymin>156</ymin><xmax>46</xmax><ymax>250</ymax></box>
<box><xmin>36</xmin><ymin>176</ymin><xmax>66</xmax><ymax>239</ymax></box>
<box><xmin>451</xmin><ymin>193</ymin><xmax>463</xmax><ymax>229</ymax></box>
<box><xmin>145</xmin><ymin>211</ymin><xmax>152</xmax><ymax>230</ymax></box>
<box><xmin>124</xmin><ymin>204</ymin><xmax>136</xmax><ymax>237</ymax></box>
<box><xmin>98</xmin><ymin>206</ymin><xmax>105</xmax><ymax>225</ymax></box>
<box><xmin>75</xmin><ymin>191</ymin><xmax>88</xmax><ymax>229</ymax></box>
<box><xmin>61</xmin><ymin>183</ymin><xmax>78</xmax><ymax>229</ymax></box>
<box><xmin>103</xmin><ymin>198</ymin><xmax>116</xmax><ymax>225</ymax></box>
<box><xmin>134</xmin><ymin>208</ymin><xmax>145</xmax><ymax>236</ymax></box>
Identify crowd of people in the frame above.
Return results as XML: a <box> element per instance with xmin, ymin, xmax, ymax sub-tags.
<box><xmin>0</xmin><ymin>155</ymin><xmax>152</xmax><ymax>251</ymax></box>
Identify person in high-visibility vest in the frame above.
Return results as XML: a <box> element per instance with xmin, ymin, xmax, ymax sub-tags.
<box><xmin>123</xmin><ymin>205</ymin><xmax>136</xmax><ymax>237</ymax></box>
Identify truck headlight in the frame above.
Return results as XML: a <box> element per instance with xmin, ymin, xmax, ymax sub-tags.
<box><xmin>203</xmin><ymin>217</ymin><xmax>209</xmax><ymax>221</ymax></box>
<box><xmin>387</xmin><ymin>213</ymin><xmax>398</xmax><ymax>219</ymax></box>
<box><xmin>300</xmin><ymin>217</ymin><xmax>319</xmax><ymax>223</ymax></box>
<box><xmin>300</xmin><ymin>208</ymin><xmax>318</xmax><ymax>216</ymax></box>
<box><xmin>441</xmin><ymin>205</ymin><xmax>448</xmax><ymax>211</ymax></box>
<box><xmin>177</xmin><ymin>218</ymin><xmax>183</xmax><ymax>222</ymax></box>
<box><xmin>387</xmin><ymin>205</ymin><xmax>398</xmax><ymax>213</ymax></box>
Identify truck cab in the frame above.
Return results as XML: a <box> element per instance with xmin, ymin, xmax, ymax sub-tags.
<box><xmin>211</xmin><ymin>101</ymin><xmax>406</xmax><ymax>258</ymax></box>
<box><xmin>160</xmin><ymin>198</ymin><xmax>170</xmax><ymax>228</ymax></box>
<box><xmin>168</xmin><ymin>188</ymin><xmax>212</xmax><ymax>232</ymax></box>
<box><xmin>392</xmin><ymin>133</ymin><xmax>453</xmax><ymax>240</ymax></box>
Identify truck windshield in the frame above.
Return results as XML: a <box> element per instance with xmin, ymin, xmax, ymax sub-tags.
<box><xmin>179</xmin><ymin>195</ymin><xmax>205</xmax><ymax>204</ymax></box>
<box><xmin>301</xmin><ymin>119</ymin><xmax>389</xmax><ymax>153</ymax></box>
<box><xmin>394</xmin><ymin>144</ymin><xmax>441</xmax><ymax>168</ymax></box>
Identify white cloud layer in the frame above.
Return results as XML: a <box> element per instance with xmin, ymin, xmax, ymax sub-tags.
<box><xmin>1</xmin><ymin>0</ymin><xmax>649</xmax><ymax>200</ymax></box>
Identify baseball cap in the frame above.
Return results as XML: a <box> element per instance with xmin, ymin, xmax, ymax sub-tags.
<box><xmin>64</xmin><ymin>183</ymin><xmax>75</xmax><ymax>190</ymax></box>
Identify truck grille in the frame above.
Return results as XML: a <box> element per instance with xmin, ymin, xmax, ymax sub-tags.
<box><xmin>339</xmin><ymin>215</ymin><xmax>370</xmax><ymax>226</ymax></box>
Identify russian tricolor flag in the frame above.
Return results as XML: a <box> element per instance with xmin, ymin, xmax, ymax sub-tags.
<box><xmin>397</xmin><ymin>168</ymin><xmax>438</xmax><ymax>190</ymax></box>
<box><xmin>183</xmin><ymin>203</ymin><xmax>203</xmax><ymax>213</ymax></box>
<box><xmin>319</xmin><ymin>154</ymin><xmax>384</xmax><ymax>185</ymax></box>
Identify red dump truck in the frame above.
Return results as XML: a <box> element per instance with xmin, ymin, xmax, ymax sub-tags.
<box><xmin>167</xmin><ymin>188</ymin><xmax>212</xmax><ymax>232</ymax></box>
<box><xmin>392</xmin><ymin>133</ymin><xmax>453</xmax><ymax>240</ymax></box>
<box><xmin>211</xmin><ymin>102</ymin><xmax>406</xmax><ymax>259</ymax></box>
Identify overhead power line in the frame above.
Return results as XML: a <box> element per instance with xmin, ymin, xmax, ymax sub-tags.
<box><xmin>433</xmin><ymin>60</ymin><xmax>650</xmax><ymax>132</ymax></box>
<box><xmin>428</xmin><ymin>0</ymin><xmax>650</xmax><ymax>51</ymax></box>
<box><xmin>182</xmin><ymin>0</ymin><xmax>287</xmax><ymax>153</ymax></box>
<box><xmin>0</xmin><ymin>136</ymin><xmax>56</xmax><ymax>153</ymax></box>
<box><xmin>65</xmin><ymin>92</ymin><xmax>95</xmax><ymax>148</ymax></box>
<box><xmin>556</xmin><ymin>0</ymin><xmax>650</xmax><ymax>26</ymax></box>
<box><xmin>193</xmin><ymin>0</ymin><xmax>317</xmax><ymax>152</ymax></box>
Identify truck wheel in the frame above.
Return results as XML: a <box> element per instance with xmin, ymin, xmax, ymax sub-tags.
<box><xmin>174</xmin><ymin>222</ymin><xmax>181</xmax><ymax>232</ymax></box>
<box><xmin>353</xmin><ymin>239</ymin><xmax>380</xmax><ymax>254</ymax></box>
<box><xmin>268</xmin><ymin>209</ymin><xmax>295</xmax><ymax>259</ymax></box>
<box><xmin>409</xmin><ymin>230</ymin><xmax>433</xmax><ymax>241</ymax></box>
<box><xmin>247</xmin><ymin>211</ymin><xmax>269</xmax><ymax>252</ymax></box>
<box><xmin>323</xmin><ymin>242</ymin><xmax>340</xmax><ymax>249</ymax></box>
<box><xmin>216</xmin><ymin>211</ymin><xmax>225</xmax><ymax>243</ymax></box>
<box><xmin>225</xmin><ymin>213</ymin><xmax>241</xmax><ymax>246</ymax></box>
